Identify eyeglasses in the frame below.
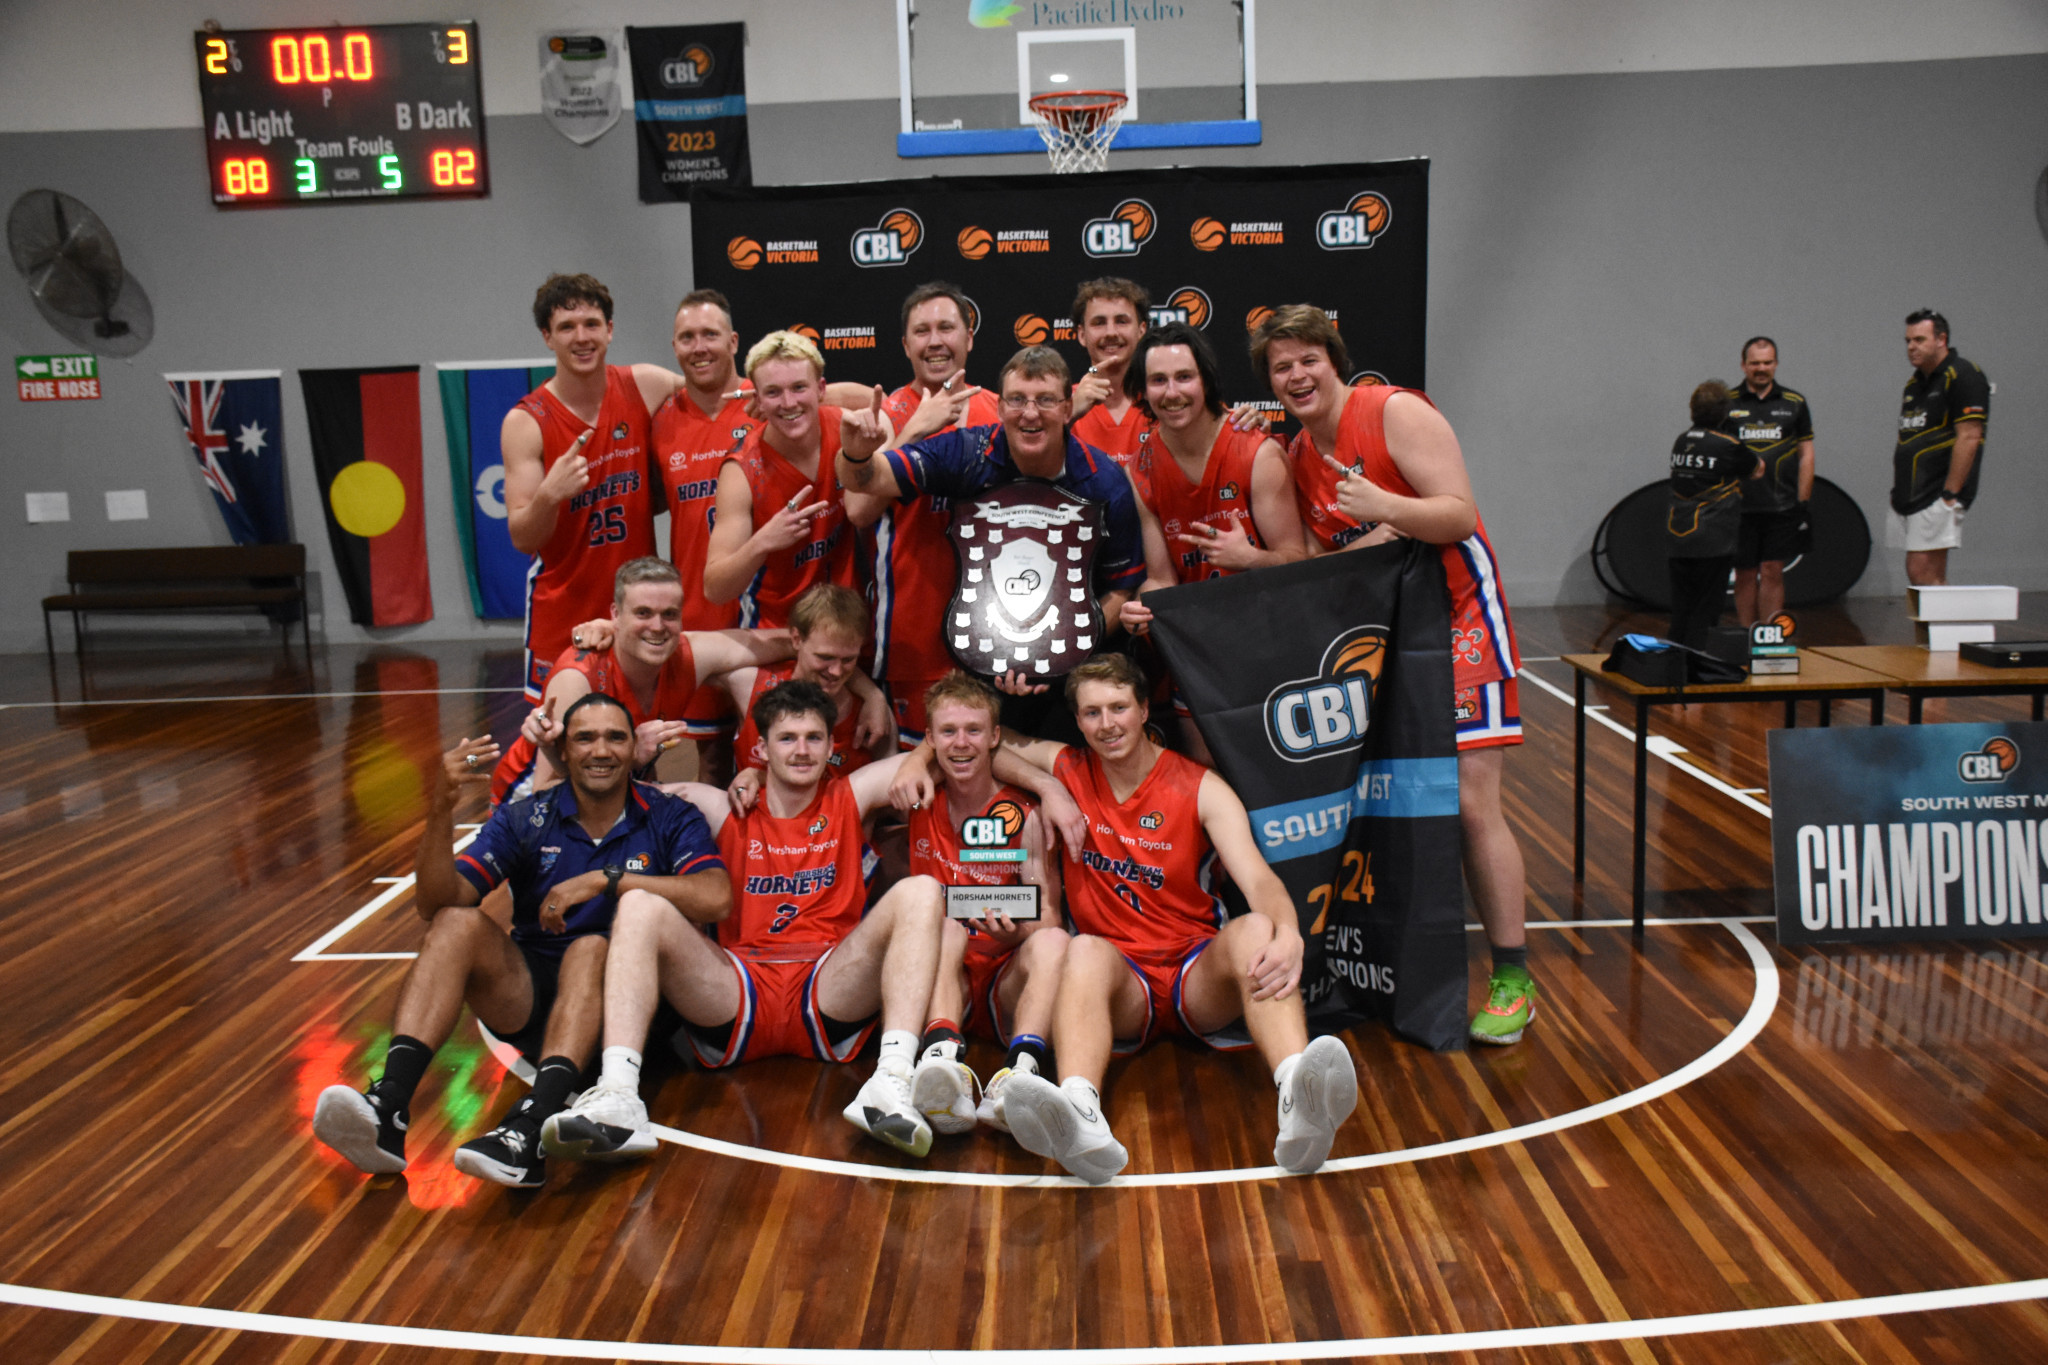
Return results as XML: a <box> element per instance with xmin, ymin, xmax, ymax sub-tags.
<box><xmin>1000</xmin><ymin>394</ymin><xmax>1066</xmax><ymax>414</ymax></box>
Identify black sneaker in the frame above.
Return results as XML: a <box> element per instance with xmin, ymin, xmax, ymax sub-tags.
<box><xmin>453</xmin><ymin>1116</ymin><xmax>546</xmax><ymax>1188</ymax></box>
<box><xmin>313</xmin><ymin>1084</ymin><xmax>408</xmax><ymax>1174</ymax></box>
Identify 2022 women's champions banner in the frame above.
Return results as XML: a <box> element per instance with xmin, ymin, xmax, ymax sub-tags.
<box><xmin>689</xmin><ymin>160</ymin><xmax>1428</xmax><ymax>415</ymax></box>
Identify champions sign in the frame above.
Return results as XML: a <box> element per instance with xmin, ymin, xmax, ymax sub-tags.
<box><xmin>1770</xmin><ymin>722</ymin><xmax>2048</xmax><ymax>945</ymax></box>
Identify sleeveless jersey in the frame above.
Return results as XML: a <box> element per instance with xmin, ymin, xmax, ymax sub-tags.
<box><xmin>489</xmin><ymin>637</ymin><xmax>700</xmax><ymax>804</ymax></box>
<box><xmin>1052</xmin><ymin>745</ymin><xmax>1222</xmax><ymax>959</ymax></box>
<box><xmin>517</xmin><ymin>367</ymin><xmax>656</xmax><ymax>694</ymax></box>
<box><xmin>653</xmin><ymin>386</ymin><xmax>756</xmax><ymax>631</ymax></box>
<box><xmin>716</xmin><ymin>776</ymin><xmax>868</xmax><ymax>962</ymax></box>
<box><xmin>725</xmin><ymin>408</ymin><xmax>854</xmax><ymax>628</ymax></box>
<box><xmin>1129</xmin><ymin>423</ymin><xmax>1269</xmax><ymax>585</ymax></box>
<box><xmin>1071</xmin><ymin>400</ymin><xmax>1155</xmax><ymax>469</ymax></box>
<box><xmin>1288</xmin><ymin>384</ymin><xmax>1520</xmax><ymax>690</ymax></box>
<box><xmin>867</xmin><ymin>384</ymin><xmax>1003</xmax><ymax>682</ymax></box>
<box><xmin>732</xmin><ymin>661</ymin><xmax>874</xmax><ymax>776</ymax></box>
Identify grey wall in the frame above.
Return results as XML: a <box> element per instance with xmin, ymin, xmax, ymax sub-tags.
<box><xmin>3</xmin><ymin>53</ymin><xmax>2044</xmax><ymax>653</ymax></box>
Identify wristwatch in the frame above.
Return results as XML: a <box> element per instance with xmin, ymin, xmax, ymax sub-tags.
<box><xmin>603</xmin><ymin>864</ymin><xmax>625</xmax><ymax>899</ymax></box>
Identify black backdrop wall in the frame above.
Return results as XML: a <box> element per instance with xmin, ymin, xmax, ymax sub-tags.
<box><xmin>690</xmin><ymin>160</ymin><xmax>1429</xmax><ymax>424</ymax></box>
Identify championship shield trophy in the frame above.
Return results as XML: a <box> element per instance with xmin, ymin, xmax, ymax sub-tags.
<box><xmin>945</xmin><ymin>481</ymin><xmax>1104</xmax><ymax>680</ymax></box>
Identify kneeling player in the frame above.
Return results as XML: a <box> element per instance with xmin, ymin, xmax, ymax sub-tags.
<box><xmin>542</xmin><ymin>681</ymin><xmax>947</xmax><ymax>1161</ymax></box>
<box><xmin>909</xmin><ymin>655</ymin><xmax>1358</xmax><ymax>1183</ymax></box>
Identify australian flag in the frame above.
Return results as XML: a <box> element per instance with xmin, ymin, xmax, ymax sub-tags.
<box><xmin>165</xmin><ymin>370</ymin><xmax>292</xmax><ymax>546</ymax></box>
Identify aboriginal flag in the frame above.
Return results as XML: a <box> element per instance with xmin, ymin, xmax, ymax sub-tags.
<box><xmin>299</xmin><ymin>366</ymin><xmax>434</xmax><ymax>627</ymax></box>
<box><xmin>1149</xmin><ymin>541</ymin><xmax>1468</xmax><ymax>1050</ymax></box>
<box><xmin>436</xmin><ymin>361</ymin><xmax>553</xmax><ymax>619</ymax></box>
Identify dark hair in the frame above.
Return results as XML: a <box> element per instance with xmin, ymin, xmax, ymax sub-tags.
<box><xmin>901</xmin><ymin>281</ymin><xmax>973</xmax><ymax>335</ymax></box>
<box><xmin>1690</xmin><ymin>379</ymin><xmax>1732</xmax><ymax>427</ymax></box>
<box><xmin>532</xmin><ymin>273</ymin><xmax>614</xmax><ymax>332</ymax></box>
<box><xmin>1905</xmin><ymin>309</ymin><xmax>1950</xmax><ymax>341</ymax></box>
<box><xmin>1124</xmin><ymin>322</ymin><xmax>1225</xmax><ymax>418</ymax></box>
<box><xmin>1249</xmin><ymin>304</ymin><xmax>1351</xmax><ymax>389</ymax></box>
<box><xmin>675</xmin><ymin>289</ymin><xmax>733</xmax><ymax>325</ymax></box>
<box><xmin>1072</xmin><ymin>277</ymin><xmax>1151</xmax><ymax>324</ymax></box>
<box><xmin>1740</xmin><ymin>335</ymin><xmax>1777</xmax><ymax>362</ymax></box>
<box><xmin>1000</xmin><ymin>344</ymin><xmax>1071</xmax><ymax>392</ymax></box>
<box><xmin>560</xmin><ymin>691</ymin><xmax>631</xmax><ymax>735</ymax></box>
<box><xmin>753</xmin><ymin>678</ymin><xmax>835</xmax><ymax>741</ymax></box>
<box><xmin>1064</xmin><ymin>653</ymin><xmax>1149</xmax><ymax>712</ymax></box>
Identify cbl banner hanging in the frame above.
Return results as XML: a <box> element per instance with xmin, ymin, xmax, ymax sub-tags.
<box><xmin>1148</xmin><ymin>541</ymin><xmax>1468</xmax><ymax>1050</ymax></box>
<box><xmin>626</xmin><ymin>23</ymin><xmax>750</xmax><ymax>201</ymax></box>
<box><xmin>436</xmin><ymin>360</ymin><xmax>552</xmax><ymax>620</ymax></box>
<box><xmin>300</xmin><ymin>365</ymin><xmax>433</xmax><ymax>628</ymax></box>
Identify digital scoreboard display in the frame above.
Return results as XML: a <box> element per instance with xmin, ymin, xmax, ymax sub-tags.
<box><xmin>195</xmin><ymin>23</ymin><xmax>487</xmax><ymax>207</ymax></box>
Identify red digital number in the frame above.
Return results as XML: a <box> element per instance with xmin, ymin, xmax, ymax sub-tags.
<box><xmin>270</xmin><ymin>32</ymin><xmax>374</xmax><ymax>84</ymax></box>
<box><xmin>430</xmin><ymin>148</ymin><xmax>478</xmax><ymax>188</ymax></box>
<box><xmin>223</xmin><ymin>157</ymin><xmax>271</xmax><ymax>196</ymax></box>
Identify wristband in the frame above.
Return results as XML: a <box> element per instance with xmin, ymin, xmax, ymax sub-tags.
<box><xmin>844</xmin><ymin>449</ymin><xmax>874</xmax><ymax>465</ymax></box>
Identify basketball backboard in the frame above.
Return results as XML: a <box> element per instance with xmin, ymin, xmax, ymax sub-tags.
<box><xmin>896</xmin><ymin>0</ymin><xmax>1258</xmax><ymax>159</ymax></box>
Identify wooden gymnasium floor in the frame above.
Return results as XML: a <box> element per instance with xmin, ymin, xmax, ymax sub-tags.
<box><xmin>3</xmin><ymin>597</ymin><xmax>2047</xmax><ymax>1364</ymax></box>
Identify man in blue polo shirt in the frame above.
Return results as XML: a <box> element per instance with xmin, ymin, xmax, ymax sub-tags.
<box><xmin>312</xmin><ymin>692</ymin><xmax>728</xmax><ymax>1189</ymax></box>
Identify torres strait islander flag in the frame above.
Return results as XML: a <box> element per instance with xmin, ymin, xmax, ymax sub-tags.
<box><xmin>436</xmin><ymin>360</ymin><xmax>554</xmax><ymax>620</ymax></box>
<box><xmin>299</xmin><ymin>365</ymin><xmax>434</xmax><ymax>627</ymax></box>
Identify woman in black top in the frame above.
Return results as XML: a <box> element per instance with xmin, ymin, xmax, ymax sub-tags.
<box><xmin>1666</xmin><ymin>381</ymin><xmax>1761</xmax><ymax>649</ymax></box>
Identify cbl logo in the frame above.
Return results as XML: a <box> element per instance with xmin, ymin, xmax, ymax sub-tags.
<box><xmin>662</xmin><ymin>44</ymin><xmax>713</xmax><ymax>87</ymax></box>
<box><xmin>1317</xmin><ymin>191</ymin><xmax>1392</xmax><ymax>250</ymax></box>
<box><xmin>1264</xmin><ymin>626</ymin><xmax>1390</xmax><ymax>762</ymax></box>
<box><xmin>1149</xmin><ymin>286</ymin><xmax>1211</xmax><ymax>330</ymax></box>
<box><xmin>1082</xmin><ymin>199</ymin><xmax>1156</xmax><ymax>258</ymax></box>
<box><xmin>1751</xmin><ymin>611</ymin><xmax>1797</xmax><ymax>646</ymax></box>
<box><xmin>1958</xmin><ymin>737</ymin><xmax>2019</xmax><ymax>783</ymax></box>
<box><xmin>851</xmin><ymin>209</ymin><xmax>924</xmax><ymax>267</ymax></box>
<box><xmin>962</xmin><ymin>799</ymin><xmax>1024</xmax><ymax>846</ymax></box>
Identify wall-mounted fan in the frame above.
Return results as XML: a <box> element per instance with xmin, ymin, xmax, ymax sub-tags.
<box><xmin>7</xmin><ymin>189</ymin><xmax>154</xmax><ymax>357</ymax></box>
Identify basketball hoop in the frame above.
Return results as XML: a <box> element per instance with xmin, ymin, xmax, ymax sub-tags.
<box><xmin>1028</xmin><ymin>90</ymin><xmax>1127</xmax><ymax>174</ymax></box>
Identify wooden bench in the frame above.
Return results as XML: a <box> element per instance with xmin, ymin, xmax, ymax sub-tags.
<box><xmin>42</xmin><ymin>545</ymin><xmax>312</xmax><ymax>660</ymax></box>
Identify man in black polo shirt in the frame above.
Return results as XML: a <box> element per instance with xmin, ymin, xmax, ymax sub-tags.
<box><xmin>1722</xmin><ymin>337</ymin><xmax>1814</xmax><ymax>625</ymax></box>
<box><xmin>1891</xmin><ymin>309</ymin><xmax>1990</xmax><ymax>587</ymax></box>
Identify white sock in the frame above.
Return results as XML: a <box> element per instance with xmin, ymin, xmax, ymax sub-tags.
<box><xmin>1273</xmin><ymin>1052</ymin><xmax>1302</xmax><ymax>1090</ymax></box>
<box><xmin>600</xmin><ymin>1045</ymin><xmax>642</xmax><ymax>1092</ymax></box>
<box><xmin>1060</xmin><ymin>1076</ymin><xmax>1102</xmax><ymax>1115</ymax></box>
<box><xmin>877</xmin><ymin>1030</ymin><xmax>918</xmax><ymax>1072</ymax></box>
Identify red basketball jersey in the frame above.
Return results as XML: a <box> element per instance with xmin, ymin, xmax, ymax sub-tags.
<box><xmin>1052</xmin><ymin>745</ymin><xmax>1222</xmax><ymax>958</ymax></box>
<box><xmin>1288</xmin><ymin>385</ymin><xmax>1520</xmax><ymax>689</ymax></box>
<box><xmin>1071</xmin><ymin>400</ymin><xmax>1155</xmax><ymax>469</ymax></box>
<box><xmin>654</xmin><ymin>387</ymin><xmax>756</xmax><ymax>631</ymax></box>
<box><xmin>517</xmin><ymin>367</ymin><xmax>656</xmax><ymax>693</ymax></box>
<box><xmin>489</xmin><ymin>637</ymin><xmax>700</xmax><ymax>803</ymax></box>
<box><xmin>725</xmin><ymin>409</ymin><xmax>854</xmax><ymax>628</ymax></box>
<box><xmin>732</xmin><ymin>661</ymin><xmax>874</xmax><ymax>776</ymax></box>
<box><xmin>716</xmin><ymin>775</ymin><xmax>868</xmax><ymax>961</ymax></box>
<box><xmin>1130</xmin><ymin>423</ymin><xmax>1269</xmax><ymax>585</ymax></box>
<box><xmin>867</xmin><ymin>384</ymin><xmax>1002</xmax><ymax>682</ymax></box>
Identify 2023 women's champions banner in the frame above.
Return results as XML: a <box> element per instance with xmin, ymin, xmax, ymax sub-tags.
<box><xmin>689</xmin><ymin>161</ymin><xmax>1428</xmax><ymax>415</ymax></box>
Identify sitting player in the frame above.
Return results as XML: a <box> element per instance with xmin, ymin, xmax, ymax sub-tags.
<box><xmin>902</xmin><ymin>654</ymin><xmax>1358</xmax><ymax>1183</ymax></box>
<box><xmin>313</xmin><ymin>694</ymin><xmax>728</xmax><ymax>1187</ymax></box>
<box><xmin>492</xmin><ymin>557</ymin><xmax>795</xmax><ymax>803</ymax></box>
<box><xmin>541</xmin><ymin>681</ymin><xmax>999</xmax><ymax>1161</ymax></box>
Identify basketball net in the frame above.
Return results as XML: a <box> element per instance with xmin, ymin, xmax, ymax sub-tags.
<box><xmin>1028</xmin><ymin>90</ymin><xmax>1127</xmax><ymax>174</ymax></box>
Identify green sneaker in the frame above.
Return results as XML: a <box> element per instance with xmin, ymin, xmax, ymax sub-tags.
<box><xmin>1470</xmin><ymin>964</ymin><xmax>1537</xmax><ymax>1046</ymax></box>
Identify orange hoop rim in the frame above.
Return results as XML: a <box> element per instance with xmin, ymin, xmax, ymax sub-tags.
<box><xmin>1028</xmin><ymin>89</ymin><xmax>1128</xmax><ymax>129</ymax></box>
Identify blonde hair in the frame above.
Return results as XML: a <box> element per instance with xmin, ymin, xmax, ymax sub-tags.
<box><xmin>923</xmin><ymin>670</ymin><xmax>1002</xmax><ymax>728</ymax></box>
<box><xmin>745</xmin><ymin>329</ymin><xmax>825</xmax><ymax>380</ymax></box>
<box><xmin>789</xmin><ymin>583</ymin><xmax>868</xmax><ymax>640</ymax></box>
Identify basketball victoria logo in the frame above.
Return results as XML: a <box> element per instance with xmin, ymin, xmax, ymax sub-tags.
<box><xmin>1264</xmin><ymin>626</ymin><xmax>1390</xmax><ymax>762</ymax></box>
<box><xmin>1317</xmin><ymin>191</ymin><xmax>1392</xmax><ymax>250</ymax></box>
<box><xmin>851</xmin><ymin>209</ymin><xmax>925</xmax><ymax>267</ymax></box>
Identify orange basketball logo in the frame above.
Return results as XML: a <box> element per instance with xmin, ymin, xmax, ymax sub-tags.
<box><xmin>1115</xmin><ymin>200</ymin><xmax>1153</xmax><ymax>240</ymax></box>
<box><xmin>1767</xmin><ymin>611</ymin><xmax>1797</xmax><ymax>639</ymax></box>
<box><xmin>1013</xmin><ymin>314</ymin><xmax>1050</xmax><ymax>345</ymax></box>
<box><xmin>727</xmin><ymin>236</ymin><xmax>763</xmax><ymax>271</ymax></box>
<box><xmin>1348</xmin><ymin>192</ymin><xmax>1390</xmax><ymax>233</ymax></box>
<box><xmin>1167</xmin><ymin>287</ymin><xmax>1210</xmax><ymax>329</ymax></box>
<box><xmin>882</xmin><ymin>210</ymin><xmax>922</xmax><ymax>252</ymax></box>
<box><xmin>1245</xmin><ymin>305</ymin><xmax>1275</xmax><ymax>334</ymax></box>
<box><xmin>789</xmin><ymin>323</ymin><xmax>821</xmax><ymax>343</ymax></box>
<box><xmin>959</xmin><ymin>295</ymin><xmax>981</xmax><ymax>334</ymax></box>
<box><xmin>1190</xmin><ymin>216</ymin><xmax>1227</xmax><ymax>251</ymax></box>
<box><xmin>957</xmin><ymin>225</ymin><xmax>993</xmax><ymax>260</ymax></box>
<box><xmin>1349</xmin><ymin>371</ymin><xmax>1388</xmax><ymax>387</ymax></box>
<box><xmin>1317</xmin><ymin>191</ymin><xmax>1392</xmax><ymax>250</ymax></box>
<box><xmin>1985</xmin><ymin>737</ymin><xmax>2020</xmax><ymax>772</ymax></box>
<box><xmin>986</xmin><ymin>798</ymin><xmax>1026</xmax><ymax>838</ymax></box>
<box><xmin>1330</xmin><ymin>631</ymin><xmax>1388</xmax><ymax>683</ymax></box>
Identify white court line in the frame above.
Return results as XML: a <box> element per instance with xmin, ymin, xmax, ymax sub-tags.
<box><xmin>0</xmin><ymin>687</ymin><xmax>522</xmax><ymax>711</ymax></box>
<box><xmin>292</xmin><ymin>830</ymin><xmax>481</xmax><ymax>962</ymax></box>
<box><xmin>1518</xmin><ymin>665</ymin><xmax>1773</xmax><ymax>818</ymax></box>
<box><xmin>4</xmin><ymin>1275</ymin><xmax>2043</xmax><ymax>1362</ymax></box>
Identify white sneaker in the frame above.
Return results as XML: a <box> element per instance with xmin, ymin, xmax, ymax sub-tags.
<box><xmin>975</xmin><ymin>1066</ymin><xmax>1022</xmax><ymax>1133</ymax></box>
<box><xmin>911</xmin><ymin>1055</ymin><xmax>981</xmax><ymax>1135</ymax></box>
<box><xmin>539</xmin><ymin>1078</ymin><xmax>657</xmax><ymax>1162</ymax></box>
<box><xmin>1274</xmin><ymin>1034</ymin><xmax>1358</xmax><ymax>1175</ymax></box>
<box><xmin>313</xmin><ymin>1085</ymin><xmax>407</xmax><ymax>1174</ymax></box>
<box><xmin>1002</xmin><ymin>1075</ymin><xmax>1128</xmax><ymax>1184</ymax></box>
<box><xmin>843</xmin><ymin>1061</ymin><xmax>934</xmax><ymax>1158</ymax></box>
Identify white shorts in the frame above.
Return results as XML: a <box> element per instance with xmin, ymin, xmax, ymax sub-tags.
<box><xmin>1888</xmin><ymin>499</ymin><xmax>1965</xmax><ymax>552</ymax></box>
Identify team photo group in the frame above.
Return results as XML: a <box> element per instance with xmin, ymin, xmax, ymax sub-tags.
<box><xmin>311</xmin><ymin>266</ymin><xmax>1535</xmax><ymax>1192</ymax></box>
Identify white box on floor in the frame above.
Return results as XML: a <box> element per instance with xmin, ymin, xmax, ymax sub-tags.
<box><xmin>1909</xmin><ymin>585</ymin><xmax>2018</xmax><ymax>621</ymax></box>
<box><xmin>1915</xmin><ymin>621</ymin><xmax>1998</xmax><ymax>651</ymax></box>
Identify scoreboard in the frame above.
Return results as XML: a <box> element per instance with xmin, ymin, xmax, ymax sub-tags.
<box><xmin>195</xmin><ymin>23</ymin><xmax>487</xmax><ymax>207</ymax></box>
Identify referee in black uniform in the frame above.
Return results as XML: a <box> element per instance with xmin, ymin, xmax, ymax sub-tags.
<box><xmin>1668</xmin><ymin>380</ymin><xmax>1761</xmax><ymax>650</ymax></box>
<box><xmin>1891</xmin><ymin>309</ymin><xmax>1989</xmax><ymax>587</ymax></box>
<box><xmin>1722</xmin><ymin>337</ymin><xmax>1814</xmax><ymax>627</ymax></box>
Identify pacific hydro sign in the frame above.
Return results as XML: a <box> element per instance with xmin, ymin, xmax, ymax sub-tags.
<box><xmin>1769</xmin><ymin>721</ymin><xmax>2048</xmax><ymax>945</ymax></box>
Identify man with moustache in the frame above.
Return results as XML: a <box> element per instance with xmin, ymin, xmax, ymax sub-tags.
<box><xmin>1065</xmin><ymin>277</ymin><xmax>1155</xmax><ymax>467</ymax></box>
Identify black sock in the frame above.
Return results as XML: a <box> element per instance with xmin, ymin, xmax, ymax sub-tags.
<box><xmin>1005</xmin><ymin>1033</ymin><xmax>1051</xmax><ymax>1077</ymax></box>
<box><xmin>1492</xmin><ymin>944</ymin><xmax>1529</xmax><ymax>972</ymax></box>
<box><xmin>919</xmin><ymin>1019</ymin><xmax>965</xmax><ymax>1063</ymax></box>
<box><xmin>522</xmin><ymin>1056</ymin><xmax>582</xmax><ymax>1125</ymax></box>
<box><xmin>373</xmin><ymin>1035</ymin><xmax>434</xmax><ymax>1110</ymax></box>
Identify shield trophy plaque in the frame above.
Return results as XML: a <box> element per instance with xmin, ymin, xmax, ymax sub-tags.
<box><xmin>945</xmin><ymin>481</ymin><xmax>1105</xmax><ymax>679</ymax></box>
